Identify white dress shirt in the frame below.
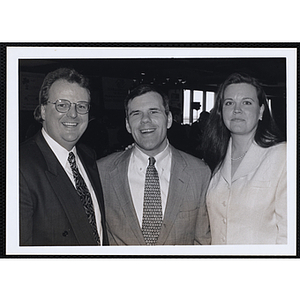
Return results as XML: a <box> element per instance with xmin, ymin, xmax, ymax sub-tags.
<box><xmin>128</xmin><ymin>142</ymin><xmax>172</xmax><ymax>227</ymax></box>
<box><xmin>42</xmin><ymin>128</ymin><xmax>103</xmax><ymax>244</ymax></box>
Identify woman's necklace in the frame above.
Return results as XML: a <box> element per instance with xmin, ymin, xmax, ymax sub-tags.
<box><xmin>231</xmin><ymin>151</ymin><xmax>248</xmax><ymax>161</ymax></box>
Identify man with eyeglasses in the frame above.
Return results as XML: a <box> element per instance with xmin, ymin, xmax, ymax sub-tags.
<box><xmin>20</xmin><ymin>68</ymin><xmax>108</xmax><ymax>246</ymax></box>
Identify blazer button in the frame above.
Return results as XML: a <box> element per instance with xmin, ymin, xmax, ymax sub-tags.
<box><xmin>62</xmin><ymin>231</ymin><xmax>69</xmax><ymax>237</ymax></box>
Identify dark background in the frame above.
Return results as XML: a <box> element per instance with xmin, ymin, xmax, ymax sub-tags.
<box><xmin>19</xmin><ymin>57</ymin><xmax>287</xmax><ymax>159</ymax></box>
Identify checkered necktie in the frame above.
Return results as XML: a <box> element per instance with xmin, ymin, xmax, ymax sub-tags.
<box><xmin>142</xmin><ymin>157</ymin><xmax>163</xmax><ymax>245</ymax></box>
<box><xmin>68</xmin><ymin>152</ymin><xmax>100</xmax><ymax>245</ymax></box>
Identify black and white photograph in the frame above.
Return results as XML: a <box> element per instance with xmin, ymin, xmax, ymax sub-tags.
<box><xmin>1</xmin><ymin>1</ymin><xmax>299</xmax><ymax>296</ymax></box>
<box><xmin>5</xmin><ymin>46</ymin><xmax>297</xmax><ymax>256</ymax></box>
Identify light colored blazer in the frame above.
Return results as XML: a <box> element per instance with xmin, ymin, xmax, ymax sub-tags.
<box><xmin>206</xmin><ymin>140</ymin><xmax>287</xmax><ymax>245</ymax></box>
<box><xmin>97</xmin><ymin>145</ymin><xmax>211</xmax><ymax>245</ymax></box>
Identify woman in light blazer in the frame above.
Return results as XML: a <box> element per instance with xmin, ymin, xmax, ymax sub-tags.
<box><xmin>202</xmin><ymin>73</ymin><xmax>286</xmax><ymax>245</ymax></box>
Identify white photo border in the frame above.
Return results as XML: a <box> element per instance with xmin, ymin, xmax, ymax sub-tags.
<box><xmin>6</xmin><ymin>46</ymin><xmax>297</xmax><ymax>256</ymax></box>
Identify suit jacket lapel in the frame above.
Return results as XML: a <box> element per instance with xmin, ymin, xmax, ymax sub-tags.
<box><xmin>232</xmin><ymin>142</ymin><xmax>265</xmax><ymax>182</ymax></box>
<box><xmin>157</xmin><ymin>146</ymin><xmax>189</xmax><ymax>244</ymax></box>
<box><xmin>220</xmin><ymin>140</ymin><xmax>232</xmax><ymax>186</ymax></box>
<box><xmin>109</xmin><ymin>149</ymin><xmax>145</xmax><ymax>244</ymax></box>
<box><xmin>220</xmin><ymin>139</ymin><xmax>266</xmax><ymax>184</ymax></box>
<box><xmin>77</xmin><ymin>145</ymin><xmax>101</xmax><ymax>203</ymax></box>
<box><xmin>35</xmin><ymin>132</ymin><xmax>97</xmax><ymax>245</ymax></box>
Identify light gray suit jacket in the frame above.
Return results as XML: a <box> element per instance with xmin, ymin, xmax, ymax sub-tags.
<box><xmin>97</xmin><ymin>145</ymin><xmax>211</xmax><ymax>245</ymax></box>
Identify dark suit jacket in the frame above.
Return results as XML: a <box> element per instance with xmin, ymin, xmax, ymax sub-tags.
<box><xmin>20</xmin><ymin>131</ymin><xmax>108</xmax><ymax>246</ymax></box>
<box><xmin>97</xmin><ymin>145</ymin><xmax>211</xmax><ymax>245</ymax></box>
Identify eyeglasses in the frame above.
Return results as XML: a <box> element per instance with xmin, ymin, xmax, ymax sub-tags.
<box><xmin>47</xmin><ymin>99</ymin><xmax>90</xmax><ymax>114</ymax></box>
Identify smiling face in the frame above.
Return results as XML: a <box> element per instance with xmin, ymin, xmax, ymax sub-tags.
<box><xmin>125</xmin><ymin>91</ymin><xmax>173</xmax><ymax>156</ymax></box>
<box><xmin>222</xmin><ymin>83</ymin><xmax>264</xmax><ymax>139</ymax></box>
<box><xmin>41</xmin><ymin>79</ymin><xmax>90</xmax><ymax>151</ymax></box>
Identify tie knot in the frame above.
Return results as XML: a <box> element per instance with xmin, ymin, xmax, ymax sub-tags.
<box><xmin>148</xmin><ymin>157</ymin><xmax>156</xmax><ymax>166</ymax></box>
<box><xmin>68</xmin><ymin>152</ymin><xmax>76</xmax><ymax>164</ymax></box>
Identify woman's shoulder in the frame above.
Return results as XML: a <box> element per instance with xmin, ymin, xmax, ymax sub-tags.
<box><xmin>269</xmin><ymin>142</ymin><xmax>286</xmax><ymax>153</ymax></box>
<box><xmin>261</xmin><ymin>142</ymin><xmax>287</xmax><ymax>161</ymax></box>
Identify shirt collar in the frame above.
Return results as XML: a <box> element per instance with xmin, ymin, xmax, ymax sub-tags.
<box><xmin>132</xmin><ymin>140</ymin><xmax>171</xmax><ymax>170</ymax></box>
<box><xmin>42</xmin><ymin>128</ymin><xmax>77</xmax><ymax>167</ymax></box>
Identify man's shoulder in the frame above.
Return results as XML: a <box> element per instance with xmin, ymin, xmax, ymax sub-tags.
<box><xmin>20</xmin><ymin>134</ymin><xmax>41</xmax><ymax>158</ymax></box>
<box><xmin>172</xmin><ymin>147</ymin><xmax>209</xmax><ymax>169</ymax></box>
<box><xmin>77</xmin><ymin>142</ymin><xmax>97</xmax><ymax>160</ymax></box>
<box><xmin>172</xmin><ymin>147</ymin><xmax>206</xmax><ymax>166</ymax></box>
<box><xmin>20</xmin><ymin>134</ymin><xmax>47</xmax><ymax>172</ymax></box>
<box><xmin>97</xmin><ymin>150</ymin><xmax>129</xmax><ymax>169</ymax></box>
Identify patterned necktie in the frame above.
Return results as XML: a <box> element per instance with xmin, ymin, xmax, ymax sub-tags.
<box><xmin>142</xmin><ymin>157</ymin><xmax>163</xmax><ymax>245</ymax></box>
<box><xmin>68</xmin><ymin>152</ymin><xmax>100</xmax><ymax>245</ymax></box>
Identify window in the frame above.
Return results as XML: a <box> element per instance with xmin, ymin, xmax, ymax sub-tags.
<box><xmin>206</xmin><ymin>91</ymin><xmax>215</xmax><ymax>113</ymax></box>
<box><xmin>193</xmin><ymin>90</ymin><xmax>203</xmax><ymax>122</ymax></box>
<box><xmin>183</xmin><ymin>89</ymin><xmax>215</xmax><ymax>124</ymax></box>
<box><xmin>183</xmin><ymin>90</ymin><xmax>191</xmax><ymax>124</ymax></box>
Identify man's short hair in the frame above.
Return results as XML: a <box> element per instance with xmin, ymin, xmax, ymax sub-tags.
<box><xmin>124</xmin><ymin>84</ymin><xmax>170</xmax><ymax>118</ymax></box>
<box><xmin>34</xmin><ymin>68</ymin><xmax>90</xmax><ymax>123</ymax></box>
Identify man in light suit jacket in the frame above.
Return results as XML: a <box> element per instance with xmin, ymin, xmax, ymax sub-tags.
<box><xmin>20</xmin><ymin>68</ymin><xmax>108</xmax><ymax>246</ymax></box>
<box><xmin>97</xmin><ymin>84</ymin><xmax>211</xmax><ymax>245</ymax></box>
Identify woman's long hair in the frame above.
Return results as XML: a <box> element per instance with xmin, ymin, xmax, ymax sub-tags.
<box><xmin>202</xmin><ymin>73</ymin><xmax>285</xmax><ymax>173</ymax></box>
